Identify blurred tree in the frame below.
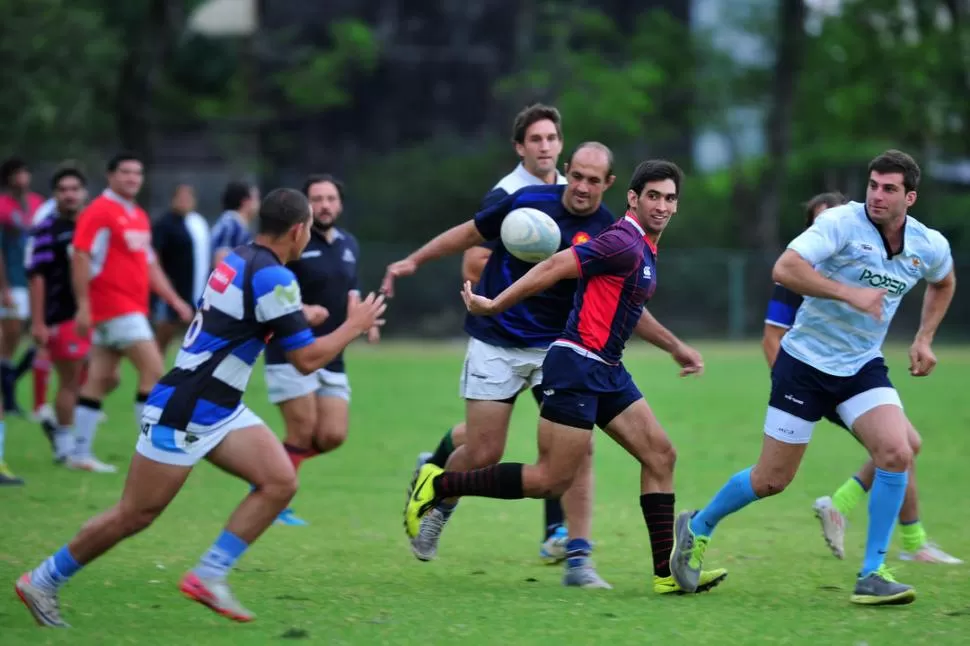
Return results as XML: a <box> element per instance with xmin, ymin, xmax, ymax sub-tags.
<box><xmin>0</xmin><ymin>0</ymin><xmax>122</xmax><ymax>161</ymax></box>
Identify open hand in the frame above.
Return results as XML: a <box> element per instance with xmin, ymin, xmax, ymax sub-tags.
<box><xmin>381</xmin><ymin>258</ymin><xmax>418</xmax><ymax>298</ymax></box>
<box><xmin>461</xmin><ymin>280</ymin><xmax>496</xmax><ymax>316</ymax></box>
<box><xmin>671</xmin><ymin>342</ymin><xmax>704</xmax><ymax>377</ymax></box>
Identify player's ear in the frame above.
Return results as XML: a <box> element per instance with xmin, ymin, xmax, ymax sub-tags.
<box><xmin>626</xmin><ymin>189</ymin><xmax>638</xmax><ymax>210</ymax></box>
<box><xmin>905</xmin><ymin>190</ymin><xmax>917</xmax><ymax>208</ymax></box>
<box><xmin>604</xmin><ymin>174</ymin><xmax>615</xmax><ymax>190</ymax></box>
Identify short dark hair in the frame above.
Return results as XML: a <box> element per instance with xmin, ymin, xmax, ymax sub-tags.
<box><xmin>868</xmin><ymin>149</ymin><xmax>920</xmax><ymax>192</ymax></box>
<box><xmin>302</xmin><ymin>173</ymin><xmax>345</xmax><ymax>201</ymax></box>
<box><xmin>567</xmin><ymin>142</ymin><xmax>614</xmax><ymax>177</ymax></box>
<box><xmin>258</xmin><ymin>188</ymin><xmax>311</xmax><ymax>236</ymax></box>
<box><xmin>51</xmin><ymin>167</ymin><xmax>87</xmax><ymax>191</ymax></box>
<box><xmin>628</xmin><ymin>159</ymin><xmax>684</xmax><ymax>196</ymax></box>
<box><xmin>802</xmin><ymin>191</ymin><xmax>847</xmax><ymax>227</ymax></box>
<box><xmin>0</xmin><ymin>157</ymin><xmax>27</xmax><ymax>186</ymax></box>
<box><xmin>222</xmin><ymin>180</ymin><xmax>254</xmax><ymax>211</ymax></box>
<box><xmin>511</xmin><ymin>103</ymin><xmax>563</xmax><ymax>144</ymax></box>
<box><xmin>107</xmin><ymin>152</ymin><xmax>141</xmax><ymax>173</ymax></box>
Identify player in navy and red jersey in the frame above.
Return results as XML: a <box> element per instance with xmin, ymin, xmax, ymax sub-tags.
<box><xmin>405</xmin><ymin>160</ymin><xmax>726</xmax><ymax>595</ymax></box>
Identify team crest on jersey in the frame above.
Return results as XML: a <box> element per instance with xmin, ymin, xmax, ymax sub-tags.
<box><xmin>572</xmin><ymin>232</ymin><xmax>590</xmax><ymax>246</ymax></box>
<box><xmin>911</xmin><ymin>257</ymin><xmax>921</xmax><ymax>267</ymax></box>
<box><xmin>643</xmin><ymin>265</ymin><xmax>652</xmax><ymax>279</ymax></box>
<box><xmin>273</xmin><ymin>281</ymin><xmax>300</xmax><ymax>305</ymax></box>
<box><xmin>342</xmin><ymin>248</ymin><xmax>356</xmax><ymax>263</ymax></box>
<box><xmin>208</xmin><ymin>263</ymin><xmax>237</xmax><ymax>293</ymax></box>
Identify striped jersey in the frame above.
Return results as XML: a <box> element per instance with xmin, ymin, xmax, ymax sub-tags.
<box><xmin>144</xmin><ymin>244</ymin><xmax>315</xmax><ymax>432</ymax></box>
<box><xmin>210</xmin><ymin>210</ymin><xmax>252</xmax><ymax>262</ymax></box>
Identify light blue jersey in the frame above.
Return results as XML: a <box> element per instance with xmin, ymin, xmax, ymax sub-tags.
<box><xmin>781</xmin><ymin>201</ymin><xmax>952</xmax><ymax>377</ymax></box>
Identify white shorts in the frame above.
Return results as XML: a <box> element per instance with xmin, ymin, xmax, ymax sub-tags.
<box><xmin>135</xmin><ymin>405</ymin><xmax>265</xmax><ymax>467</ymax></box>
<box><xmin>92</xmin><ymin>313</ymin><xmax>155</xmax><ymax>350</ymax></box>
<box><xmin>0</xmin><ymin>287</ymin><xmax>29</xmax><ymax>320</ymax></box>
<box><xmin>459</xmin><ymin>337</ymin><xmax>546</xmax><ymax>401</ymax></box>
<box><xmin>265</xmin><ymin>362</ymin><xmax>351</xmax><ymax>404</ymax></box>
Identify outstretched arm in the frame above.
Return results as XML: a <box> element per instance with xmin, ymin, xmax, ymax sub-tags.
<box><xmin>463</xmin><ymin>248</ymin><xmax>578</xmax><ymax>315</ymax></box>
<box><xmin>634</xmin><ymin>308</ymin><xmax>704</xmax><ymax>376</ymax></box>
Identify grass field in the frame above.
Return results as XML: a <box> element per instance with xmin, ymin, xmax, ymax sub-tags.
<box><xmin>1</xmin><ymin>341</ymin><xmax>969</xmax><ymax>645</ymax></box>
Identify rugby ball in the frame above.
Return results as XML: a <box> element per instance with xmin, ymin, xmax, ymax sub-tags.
<box><xmin>500</xmin><ymin>207</ymin><xmax>562</xmax><ymax>263</ymax></box>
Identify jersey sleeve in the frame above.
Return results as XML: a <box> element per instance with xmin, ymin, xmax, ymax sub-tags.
<box><xmin>73</xmin><ymin>202</ymin><xmax>109</xmax><ymax>253</ymax></box>
<box><xmin>922</xmin><ymin>230</ymin><xmax>954</xmax><ymax>284</ymax></box>
<box><xmin>571</xmin><ymin>229</ymin><xmax>639</xmax><ymax>278</ymax></box>
<box><xmin>210</xmin><ymin>217</ymin><xmax>233</xmax><ymax>253</ymax></box>
<box><xmin>475</xmin><ymin>188</ymin><xmax>509</xmax><ymax>249</ymax></box>
<box><xmin>764</xmin><ymin>283</ymin><xmax>803</xmax><ymax>329</ymax></box>
<box><xmin>348</xmin><ymin>234</ymin><xmax>361</xmax><ymax>291</ymax></box>
<box><xmin>24</xmin><ymin>226</ymin><xmax>53</xmax><ymax>277</ymax></box>
<box><xmin>787</xmin><ymin>210</ymin><xmax>846</xmax><ymax>265</ymax></box>
<box><xmin>252</xmin><ymin>265</ymin><xmax>315</xmax><ymax>352</ymax></box>
<box><xmin>472</xmin><ymin>189</ymin><xmax>520</xmax><ymax>241</ymax></box>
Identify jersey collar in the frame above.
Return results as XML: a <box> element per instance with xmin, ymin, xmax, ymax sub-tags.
<box><xmin>104</xmin><ymin>188</ymin><xmax>136</xmax><ymax>211</ymax></box>
<box><xmin>513</xmin><ymin>162</ymin><xmax>566</xmax><ymax>186</ymax></box>
<box><xmin>624</xmin><ymin>212</ymin><xmax>658</xmax><ymax>255</ymax></box>
<box><xmin>862</xmin><ymin>204</ymin><xmax>906</xmax><ymax>259</ymax></box>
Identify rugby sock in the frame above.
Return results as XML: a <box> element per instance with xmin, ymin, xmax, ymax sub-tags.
<box><xmin>434</xmin><ymin>463</ymin><xmax>524</xmax><ymax>499</ymax></box>
<box><xmin>861</xmin><ymin>468</ymin><xmax>907</xmax><ymax>577</ymax></box>
<box><xmin>565</xmin><ymin>538</ymin><xmax>592</xmax><ymax>568</ymax></box>
<box><xmin>72</xmin><ymin>398</ymin><xmax>102</xmax><ymax>459</ymax></box>
<box><xmin>0</xmin><ymin>360</ymin><xmax>14</xmax><ymax>406</ymax></box>
<box><xmin>544</xmin><ymin>498</ymin><xmax>565</xmax><ymax>540</ymax></box>
<box><xmin>640</xmin><ymin>492</ymin><xmax>675</xmax><ymax>578</ymax></box>
<box><xmin>32</xmin><ymin>353</ymin><xmax>51</xmax><ymax>414</ymax></box>
<box><xmin>194</xmin><ymin>529</ymin><xmax>249</xmax><ymax>580</ymax></box>
<box><xmin>690</xmin><ymin>467</ymin><xmax>759</xmax><ymax>538</ymax></box>
<box><xmin>30</xmin><ymin>545</ymin><xmax>82</xmax><ymax>592</ymax></box>
<box><xmin>134</xmin><ymin>391</ymin><xmax>149</xmax><ymax>422</ymax></box>
<box><xmin>832</xmin><ymin>475</ymin><xmax>867</xmax><ymax>517</ymax></box>
<box><xmin>0</xmin><ymin>420</ymin><xmax>5</xmax><ymax>462</ymax></box>
<box><xmin>435</xmin><ymin>500</ymin><xmax>458</xmax><ymax>520</ymax></box>
<box><xmin>284</xmin><ymin>443</ymin><xmax>319</xmax><ymax>472</ymax></box>
<box><xmin>428</xmin><ymin>427</ymin><xmax>456</xmax><ymax>468</ymax></box>
<box><xmin>14</xmin><ymin>347</ymin><xmax>36</xmax><ymax>379</ymax></box>
<box><xmin>900</xmin><ymin>520</ymin><xmax>927</xmax><ymax>553</ymax></box>
<box><xmin>53</xmin><ymin>425</ymin><xmax>73</xmax><ymax>461</ymax></box>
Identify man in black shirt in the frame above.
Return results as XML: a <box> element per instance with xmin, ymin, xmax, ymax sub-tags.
<box><xmin>151</xmin><ymin>184</ymin><xmax>211</xmax><ymax>357</ymax></box>
<box><xmin>264</xmin><ymin>174</ymin><xmax>375</xmax><ymax>526</ymax></box>
<box><xmin>25</xmin><ymin>167</ymin><xmax>90</xmax><ymax>463</ymax></box>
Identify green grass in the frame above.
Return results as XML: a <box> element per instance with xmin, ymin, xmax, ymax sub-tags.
<box><xmin>2</xmin><ymin>342</ymin><xmax>969</xmax><ymax>645</ymax></box>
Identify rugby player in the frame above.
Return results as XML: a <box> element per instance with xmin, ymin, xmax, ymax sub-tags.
<box><xmin>405</xmin><ymin>159</ymin><xmax>726</xmax><ymax>594</ymax></box>
<box><xmin>672</xmin><ymin>150</ymin><xmax>956</xmax><ymax>605</ymax></box>
<box><xmin>763</xmin><ymin>192</ymin><xmax>960</xmax><ymax>564</ymax></box>
<box><xmin>15</xmin><ymin>187</ymin><xmax>387</xmax><ymax>627</ymax></box>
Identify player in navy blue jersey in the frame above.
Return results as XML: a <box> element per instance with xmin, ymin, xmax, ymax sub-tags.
<box><xmin>24</xmin><ymin>167</ymin><xmax>91</xmax><ymax>465</ymax></box>
<box><xmin>15</xmin><ymin>188</ymin><xmax>386</xmax><ymax>628</ymax></box>
<box><xmin>763</xmin><ymin>192</ymin><xmax>960</xmax><ymax>565</ymax></box>
<box><xmin>384</xmin><ymin>143</ymin><xmax>617</xmax><ymax>585</ymax></box>
<box><xmin>264</xmin><ymin>174</ymin><xmax>375</xmax><ymax>527</ymax></box>
<box><xmin>404</xmin><ymin>160</ymin><xmax>725</xmax><ymax>595</ymax></box>
<box><xmin>425</xmin><ymin>104</ymin><xmax>571</xmax><ymax>561</ymax></box>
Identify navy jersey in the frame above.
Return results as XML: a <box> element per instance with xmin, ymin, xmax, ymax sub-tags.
<box><xmin>153</xmin><ymin>210</ymin><xmax>198</xmax><ymax>305</ymax></box>
<box><xmin>265</xmin><ymin>227</ymin><xmax>359</xmax><ymax>373</ymax></box>
<box><xmin>144</xmin><ymin>244</ymin><xmax>315</xmax><ymax>432</ymax></box>
<box><xmin>556</xmin><ymin>214</ymin><xmax>658</xmax><ymax>365</ymax></box>
<box><xmin>764</xmin><ymin>283</ymin><xmax>803</xmax><ymax>329</ymax></box>
<box><xmin>466</xmin><ymin>184</ymin><xmax>615</xmax><ymax>348</ymax></box>
<box><xmin>24</xmin><ymin>213</ymin><xmax>78</xmax><ymax>325</ymax></box>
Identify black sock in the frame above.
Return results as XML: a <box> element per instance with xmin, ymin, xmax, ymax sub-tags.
<box><xmin>435</xmin><ymin>463</ymin><xmax>524</xmax><ymax>500</ymax></box>
<box><xmin>428</xmin><ymin>427</ymin><xmax>456</xmax><ymax>468</ymax></box>
<box><xmin>14</xmin><ymin>347</ymin><xmax>36</xmax><ymax>379</ymax></box>
<box><xmin>544</xmin><ymin>498</ymin><xmax>565</xmax><ymax>539</ymax></box>
<box><xmin>0</xmin><ymin>361</ymin><xmax>14</xmax><ymax>407</ymax></box>
<box><xmin>640</xmin><ymin>492</ymin><xmax>675</xmax><ymax>578</ymax></box>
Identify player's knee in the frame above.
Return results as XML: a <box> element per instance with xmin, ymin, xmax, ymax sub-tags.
<box><xmin>314</xmin><ymin>423</ymin><xmax>347</xmax><ymax>453</ymax></box>
<box><xmin>907</xmin><ymin>427</ymin><xmax>922</xmax><ymax>457</ymax></box>
<box><xmin>116</xmin><ymin>502</ymin><xmax>164</xmax><ymax>536</ymax></box>
<box><xmin>643</xmin><ymin>436</ymin><xmax>676</xmax><ymax>477</ymax></box>
<box><xmin>260</xmin><ymin>472</ymin><xmax>299</xmax><ymax>505</ymax></box>
<box><xmin>875</xmin><ymin>442</ymin><xmax>913</xmax><ymax>473</ymax></box>
<box><xmin>466</xmin><ymin>437</ymin><xmax>505</xmax><ymax>467</ymax></box>
<box><xmin>750</xmin><ymin>463</ymin><xmax>796</xmax><ymax>498</ymax></box>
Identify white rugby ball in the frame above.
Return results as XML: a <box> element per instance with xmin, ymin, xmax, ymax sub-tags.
<box><xmin>500</xmin><ymin>207</ymin><xmax>562</xmax><ymax>263</ymax></box>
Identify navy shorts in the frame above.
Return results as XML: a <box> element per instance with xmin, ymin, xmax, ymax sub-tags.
<box><xmin>538</xmin><ymin>345</ymin><xmax>643</xmax><ymax>431</ymax></box>
<box><xmin>764</xmin><ymin>348</ymin><xmax>901</xmax><ymax>445</ymax></box>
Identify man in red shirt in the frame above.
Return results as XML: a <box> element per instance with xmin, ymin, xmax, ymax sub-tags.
<box><xmin>69</xmin><ymin>153</ymin><xmax>192</xmax><ymax>473</ymax></box>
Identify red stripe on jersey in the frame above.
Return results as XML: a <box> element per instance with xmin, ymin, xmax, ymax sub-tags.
<box><xmin>577</xmin><ymin>274</ymin><xmax>624</xmax><ymax>351</ymax></box>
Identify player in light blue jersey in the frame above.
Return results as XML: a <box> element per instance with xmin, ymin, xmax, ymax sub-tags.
<box><xmin>15</xmin><ymin>189</ymin><xmax>386</xmax><ymax>627</ymax></box>
<box><xmin>672</xmin><ymin>150</ymin><xmax>956</xmax><ymax>606</ymax></box>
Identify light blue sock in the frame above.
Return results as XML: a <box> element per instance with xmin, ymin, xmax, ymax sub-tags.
<box><xmin>861</xmin><ymin>468</ymin><xmax>908</xmax><ymax>577</ymax></box>
<box><xmin>0</xmin><ymin>419</ymin><xmax>6</xmax><ymax>462</ymax></box>
<box><xmin>194</xmin><ymin>530</ymin><xmax>249</xmax><ymax>580</ymax></box>
<box><xmin>30</xmin><ymin>545</ymin><xmax>82</xmax><ymax>592</ymax></box>
<box><xmin>689</xmin><ymin>467</ymin><xmax>760</xmax><ymax>538</ymax></box>
<box><xmin>565</xmin><ymin>538</ymin><xmax>592</xmax><ymax>569</ymax></box>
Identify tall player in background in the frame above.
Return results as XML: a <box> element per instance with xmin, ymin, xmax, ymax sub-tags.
<box><xmin>26</xmin><ymin>167</ymin><xmax>91</xmax><ymax>465</ymax></box>
<box><xmin>413</xmin><ymin>104</ymin><xmax>573</xmax><ymax>562</ymax></box>
<box><xmin>264</xmin><ymin>174</ymin><xmax>377</xmax><ymax>527</ymax></box>
<box><xmin>69</xmin><ymin>153</ymin><xmax>193</xmax><ymax>473</ymax></box>
<box><xmin>211</xmin><ymin>180</ymin><xmax>259</xmax><ymax>267</ymax></box>
<box><xmin>15</xmin><ymin>188</ymin><xmax>388</xmax><ymax>627</ymax></box>
<box><xmin>0</xmin><ymin>158</ymin><xmax>46</xmax><ymax>419</ymax></box>
<box><xmin>763</xmin><ymin>191</ymin><xmax>960</xmax><ymax>565</ymax></box>
<box><xmin>672</xmin><ymin>150</ymin><xmax>956</xmax><ymax>605</ymax></box>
